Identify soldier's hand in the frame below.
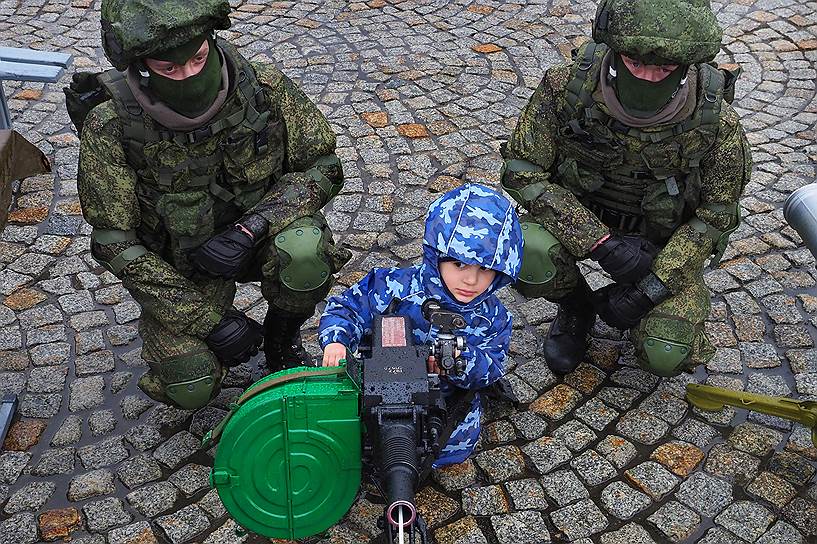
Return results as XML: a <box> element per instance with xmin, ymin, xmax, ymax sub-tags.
<box><xmin>192</xmin><ymin>225</ymin><xmax>255</xmax><ymax>279</ymax></box>
<box><xmin>205</xmin><ymin>309</ymin><xmax>263</xmax><ymax>367</ymax></box>
<box><xmin>590</xmin><ymin>234</ymin><xmax>657</xmax><ymax>284</ymax></box>
<box><xmin>594</xmin><ymin>283</ymin><xmax>654</xmax><ymax>330</ymax></box>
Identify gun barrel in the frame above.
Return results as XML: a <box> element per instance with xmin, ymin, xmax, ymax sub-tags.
<box><xmin>686</xmin><ymin>384</ymin><xmax>817</xmax><ymax>446</ymax></box>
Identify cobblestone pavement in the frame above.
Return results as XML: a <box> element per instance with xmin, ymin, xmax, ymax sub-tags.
<box><xmin>1</xmin><ymin>0</ymin><xmax>817</xmax><ymax>543</ymax></box>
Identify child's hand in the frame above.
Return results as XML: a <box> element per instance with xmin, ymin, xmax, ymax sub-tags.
<box><xmin>322</xmin><ymin>343</ymin><xmax>347</xmax><ymax>367</ymax></box>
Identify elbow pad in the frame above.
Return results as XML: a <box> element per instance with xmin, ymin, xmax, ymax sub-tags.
<box><xmin>500</xmin><ymin>158</ymin><xmax>546</xmax><ymax>207</ymax></box>
<box><xmin>307</xmin><ymin>154</ymin><xmax>343</xmax><ymax>200</ymax></box>
<box><xmin>90</xmin><ymin>229</ymin><xmax>148</xmax><ymax>276</ymax></box>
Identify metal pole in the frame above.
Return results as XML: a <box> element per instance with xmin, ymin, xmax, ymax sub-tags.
<box><xmin>0</xmin><ymin>82</ymin><xmax>11</xmax><ymax>130</ymax></box>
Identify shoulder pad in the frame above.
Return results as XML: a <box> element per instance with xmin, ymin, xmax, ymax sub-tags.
<box><xmin>545</xmin><ymin>64</ymin><xmax>572</xmax><ymax>95</ymax></box>
<box><xmin>83</xmin><ymin>101</ymin><xmax>121</xmax><ymax>135</ymax></box>
<box><xmin>252</xmin><ymin>62</ymin><xmax>285</xmax><ymax>90</ymax></box>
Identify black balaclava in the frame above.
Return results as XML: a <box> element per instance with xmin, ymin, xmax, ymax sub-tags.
<box><xmin>612</xmin><ymin>53</ymin><xmax>687</xmax><ymax>118</ymax></box>
<box><xmin>143</xmin><ymin>34</ymin><xmax>222</xmax><ymax>118</ymax></box>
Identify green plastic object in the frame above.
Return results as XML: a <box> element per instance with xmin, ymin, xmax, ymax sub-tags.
<box><xmin>207</xmin><ymin>366</ymin><xmax>362</xmax><ymax>540</ymax></box>
<box><xmin>686</xmin><ymin>384</ymin><xmax>817</xmax><ymax>447</ymax></box>
<box><xmin>274</xmin><ymin>226</ymin><xmax>331</xmax><ymax>292</ymax></box>
<box><xmin>641</xmin><ymin>337</ymin><xmax>691</xmax><ymax>377</ymax></box>
<box><xmin>518</xmin><ymin>222</ymin><xmax>560</xmax><ymax>286</ymax></box>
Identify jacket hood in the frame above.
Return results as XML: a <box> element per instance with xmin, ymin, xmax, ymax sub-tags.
<box><xmin>421</xmin><ymin>183</ymin><xmax>523</xmax><ymax>310</ymax></box>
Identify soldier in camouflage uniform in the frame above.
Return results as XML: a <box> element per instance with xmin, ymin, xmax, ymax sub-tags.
<box><xmin>75</xmin><ymin>0</ymin><xmax>350</xmax><ymax>409</ymax></box>
<box><xmin>502</xmin><ymin>0</ymin><xmax>752</xmax><ymax>377</ymax></box>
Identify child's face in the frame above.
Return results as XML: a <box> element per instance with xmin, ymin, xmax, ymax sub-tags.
<box><xmin>439</xmin><ymin>260</ymin><xmax>497</xmax><ymax>303</ymax></box>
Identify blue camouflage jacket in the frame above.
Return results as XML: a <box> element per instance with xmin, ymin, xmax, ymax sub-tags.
<box><xmin>319</xmin><ymin>184</ymin><xmax>523</xmax><ymax>466</ymax></box>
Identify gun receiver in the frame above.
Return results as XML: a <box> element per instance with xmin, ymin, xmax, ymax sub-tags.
<box><xmin>686</xmin><ymin>384</ymin><xmax>817</xmax><ymax>447</ymax></box>
<box><xmin>362</xmin><ymin>298</ymin><xmax>467</xmax><ymax>544</ymax></box>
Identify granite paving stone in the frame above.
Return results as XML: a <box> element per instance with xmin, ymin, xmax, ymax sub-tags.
<box><xmin>540</xmin><ymin>469</ymin><xmax>589</xmax><ymax>507</ymax></box>
<box><xmin>82</xmin><ymin>497</ymin><xmax>132</xmax><ymax>533</ymax></box>
<box><xmin>715</xmin><ymin>501</ymin><xmax>775</xmax><ymax>542</ymax></box>
<box><xmin>705</xmin><ymin>443</ymin><xmax>762</xmax><ymax>485</ymax></box>
<box><xmin>67</xmin><ymin>469</ymin><xmax>115</xmax><ymax>501</ymax></box>
<box><xmin>615</xmin><ymin>410</ymin><xmax>669</xmax><ymax>445</ymax></box>
<box><xmin>521</xmin><ymin>436</ymin><xmax>572</xmax><ymax>475</ymax></box>
<box><xmin>574</xmin><ymin>398</ymin><xmax>619</xmax><ymax>431</ymax></box>
<box><xmin>51</xmin><ymin>415</ymin><xmax>82</xmax><ymax>447</ymax></box>
<box><xmin>549</xmin><ymin>499</ymin><xmax>608</xmax><ymax>540</ymax></box>
<box><xmin>125</xmin><ymin>481</ymin><xmax>179</xmax><ymax>518</ymax></box>
<box><xmin>571</xmin><ymin>449</ymin><xmax>617</xmax><ymax>487</ymax></box>
<box><xmin>77</xmin><ymin>436</ymin><xmax>129</xmax><ymax>469</ymax></box>
<box><xmin>155</xmin><ymin>504</ymin><xmax>211</xmax><ymax>544</ymax></box>
<box><xmin>153</xmin><ymin>431</ymin><xmax>200</xmax><ymax>470</ymax></box>
<box><xmin>168</xmin><ymin>463</ymin><xmax>212</xmax><ymax>497</ymax></box>
<box><xmin>624</xmin><ymin>461</ymin><xmax>680</xmax><ymax>501</ymax></box>
<box><xmin>107</xmin><ymin>522</ymin><xmax>159</xmax><ymax>544</ymax></box>
<box><xmin>433</xmin><ymin>459</ymin><xmax>478</xmax><ymax>492</ymax></box>
<box><xmin>116</xmin><ymin>454</ymin><xmax>163</xmax><ymax>489</ymax></box>
<box><xmin>647</xmin><ymin>501</ymin><xmax>701</xmax><ymax>543</ymax></box>
<box><xmin>503</xmin><ymin>479</ymin><xmax>547</xmax><ymax>511</ymax></box>
<box><xmin>599</xmin><ymin>523</ymin><xmax>657</xmax><ymax>544</ymax></box>
<box><xmin>3</xmin><ymin>480</ymin><xmax>55</xmax><ymax>514</ymax></box>
<box><xmin>31</xmin><ymin>447</ymin><xmax>74</xmax><ymax>476</ymax></box>
<box><xmin>490</xmin><ymin>511</ymin><xmax>550</xmax><ymax>544</ymax></box>
<box><xmin>461</xmin><ymin>485</ymin><xmax>510</xmax><ymax>516</ymax></box>
<box><xmin>756</xmin><ymin>520</ymin><xmax>805</xmax><ymax>544</ymax></box>
<box><xmin>552</xmin><ymin>419</ymin><xmax>596</xmax><ymax>451</ymax></box>
<box><xmin>88</xmin><ymin>409</ymin><xmax>117</xmax><ymax>436</ymax></box>
<box><xmin>781</xmin><ymin>497</ymin><xmax>817</xmax><ymax>537</ymax></box>
<box><xmin>767</xmin><ymin>451</ymin><xmax>816</xmax><ymax>485</ymax></box>
<box><xmin>197</xmin><ymin>488</ymin><xmax>227</xmax><ymax>520</ymax></box>
<box><xmin>676</xmin><ymin>471</ymin><xmax>734</xmax><ymax>518</ymax></box>
<box><xmin>0</xmin><ymin>512</ymin><xmax>37</xmax><ymax>544</ymax></box>
<box><xmin>596</xmin><ymin>435</ymin><xmax>638</xmax><ymax>469</ymax></box>
<box><xmin>600</xmin><ymin>481</ymin><xmax>652</xmax><ymax>520</ymax></box>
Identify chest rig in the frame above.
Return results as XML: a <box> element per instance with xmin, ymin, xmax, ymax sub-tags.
<box><xmin>97</xmin><ymin>39</ymin><xmax>285</xmax><ymax>272</ymax></box>
<box><xmin>554</xmin><ymin>42</ymin><xmax>729</xmax><ymax>244</ymax></box>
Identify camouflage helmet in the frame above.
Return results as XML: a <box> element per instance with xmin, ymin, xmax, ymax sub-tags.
<box><xmin>100</xmin><ymin>0</ymin><xmax>232</xmax><ymax>71</ymax></box>
<box><xmin>592</xmin><ymin>0</ymin><xmax>723</xmax><ymax>65</ymax></box>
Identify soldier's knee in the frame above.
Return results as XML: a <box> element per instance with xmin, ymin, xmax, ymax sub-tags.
<box><xmin>636</xmin><ymin>336</ymin><xmax>694</xmax><ymax>377</ymax></box>
<box><xmin>274</xmin><ymin>223</ymin><xmax>333</xmax><ymax>293</ymax></box>
<box><xmin>514</xmin><ymin>222</ymin><xmax>577</xmax><ymax>300</ymax></box>
<box><xmin>139</xmin><ymin>348</ymin><xmax>223</xmax><ymax>410</ymax></box>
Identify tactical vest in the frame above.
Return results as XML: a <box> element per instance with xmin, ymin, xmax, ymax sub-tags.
<box><xmin>553</xmin><ymin>41</ymin><xmax>736</xmax><ymax>244</ymax></box>
<box><xmin>97</xmin><ymin>39</ymin><xmax>285</xmax><ymax>274</ymax></box>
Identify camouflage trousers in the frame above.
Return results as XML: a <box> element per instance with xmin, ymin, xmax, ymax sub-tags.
<box><xmin>517</xmin><ymin>239</ymin><xmax>714</xmax><ymax>376</ymax></box>
<box><xmin>138</xmin><ymin>213</ymin><xmax>350</xmax><ymax>406</ymax></box>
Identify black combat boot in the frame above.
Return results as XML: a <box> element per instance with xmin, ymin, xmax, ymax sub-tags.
<box><xmin>263</xmin><ymin>309</ymin><xmax>313</xmax><ymax>372</ymax></box>
<box><xmin>544</xmin><ymin>278</ymin><xmax>596</xmax><ymax>375</ymax></box>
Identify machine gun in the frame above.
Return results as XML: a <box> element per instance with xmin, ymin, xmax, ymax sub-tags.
<box><xmin>357</xmin><ymin>298</ymin><xmax>468</xmax><ymax>544</ymax></box>
<box><xmin>205</xmin><ymin>298</ymin><xmax>469</xmax><ymax>543</ymax></box>
<box><xmin>686</xmin><ymin>384</ymin><xmax>817</xmax><ymax>447</ymax></box>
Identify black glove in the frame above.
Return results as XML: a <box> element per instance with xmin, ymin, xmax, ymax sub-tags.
<box><xmin>205</xmin><ymin>309</ymin><xmax>263</xmax><ymax>367</ymax></box>
<box><xmin>595</xmin><ymin>273</ymin><xmax>671</xmax><ymax>330</ymax></box>
<box><xmin>192</xmin><ymin>225</ymin><xmax>255</xmax><ymax>279</ymax></box>
<box><xmin>590</xmin><ymin>234</ymin><xmax>657</xmax><ymax>284</ymax></box>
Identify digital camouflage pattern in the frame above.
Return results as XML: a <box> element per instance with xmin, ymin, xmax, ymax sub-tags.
<box><xmin>593</xmin><ymin>0</ymin><xmax>723</xmax><ymax>64</ymax></box>
<box><xmin>78</xmin><ymin>42</ymin><xmax>346</xmax><ymax>403</ymax></box>
<box><xmin>100</xmin><ymin>0</ymin><xmax>231</xmax><ymax>70</ymax></box>
<box><xmin>502</xmin><ymin>33</ymin><xmax>750</xmax><ymax>372</ymax></box>
<box><xmin>319</xmin><ymin>184</ymin><xmax>523</xmax><ymax>466</ymax></box>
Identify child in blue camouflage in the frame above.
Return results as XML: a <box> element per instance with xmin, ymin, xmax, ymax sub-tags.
<box><xmin>318</xmin><ymin>183</ymin><xmax>523</xmax><ymax>466</ymax></box>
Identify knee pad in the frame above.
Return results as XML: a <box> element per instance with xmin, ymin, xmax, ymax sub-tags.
<box><xmin>144</xmin><ymin>349</ymin><xmax>223</xmax><ymax>410</ymax></box>
<box><xmin>639</xmin><ymin>337</ymin><xmax>693</xmax><ymax>378</ymax></box>
<box><xmin>274</xmin><ymin>225</ymin><xmax>331</xmax><ymax>292</ymax></box>
<box><xmin>514</xmin><ymin>222</ymin><xmax>560</xmax><ymax>299</ymax></box>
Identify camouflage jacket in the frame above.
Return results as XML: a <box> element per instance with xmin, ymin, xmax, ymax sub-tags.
<box><xmin>78</xmin><ymin>42</ymin><xmax>341</xmax><ymax>337</ymax></box>
<box><xmin>502</xmin><ymin>42</ymin><xmax>752</xmax><ymax>295</ymax></box>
